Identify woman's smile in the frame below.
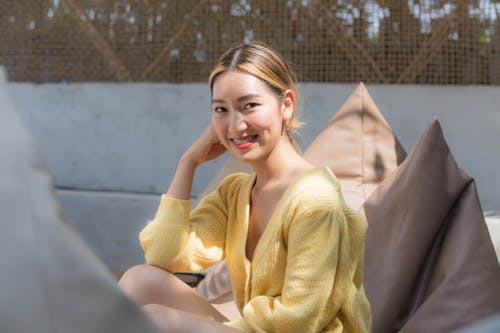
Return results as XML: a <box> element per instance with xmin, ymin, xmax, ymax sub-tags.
<box><xmin>211</xmin><ymin>70</ymin><xmax>287</xmax><ymax>163</ymax></box>
<box><xmin>231</xmin><ymin>134</ymin><xmax>259</xmax><ymax>149</ymax></box>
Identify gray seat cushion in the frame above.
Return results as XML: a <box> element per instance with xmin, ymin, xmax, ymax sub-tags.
<box><xmin>0</xmin><ymin>67</ymin><xmax>159</xmax><ymax>333</ymax></box>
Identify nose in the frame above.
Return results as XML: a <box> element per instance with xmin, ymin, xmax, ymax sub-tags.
<box><xmin>228</xmin><ymin>110</ymin><xmax>247</xmax><ymax>133</ymax></box>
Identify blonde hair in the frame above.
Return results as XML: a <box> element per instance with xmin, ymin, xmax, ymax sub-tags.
<box><xmin>209</xmin><ymin>41</ymin><xmax>303</xmax><ymax>147</ymax></box>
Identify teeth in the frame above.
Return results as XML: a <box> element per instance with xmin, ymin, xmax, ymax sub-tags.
<box><xmin>233</xmin><ymin>135</ymin><xmax>256</xmax><ymax>145</ymax></box>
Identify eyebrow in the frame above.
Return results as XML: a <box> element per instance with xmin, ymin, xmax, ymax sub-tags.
<box><xmin>211</xmin><ymin>93</ymin><xmax>262</xmax><ymax>104</ymax></box>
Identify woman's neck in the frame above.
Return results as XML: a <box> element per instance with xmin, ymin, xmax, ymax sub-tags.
<box><xmin>249</xmin><ymin>138</ymin><xmax>313</xmax><ymax>190</ymax></box>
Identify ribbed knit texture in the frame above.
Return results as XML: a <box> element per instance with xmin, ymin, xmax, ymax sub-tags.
<box><xmin>139</xmin><ymin>166</ymin><xmax>371</xmax><ymax>333</ymax></box>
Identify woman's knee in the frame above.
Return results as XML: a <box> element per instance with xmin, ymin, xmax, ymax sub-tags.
<box><xmin>119</xmin><ymin>264</ymin><xmax>198</xmax><ymax>307</ymax></box>
<box><xmin>118</xmin><ymin>264</ymin><xmax>180</xmax><ymax>305</ymax></box>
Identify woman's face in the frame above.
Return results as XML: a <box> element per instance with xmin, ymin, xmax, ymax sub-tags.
<box><xmin>211</xmin><ymin>70</ymin><xmax>292</xmax><ymax>164</ymax></box>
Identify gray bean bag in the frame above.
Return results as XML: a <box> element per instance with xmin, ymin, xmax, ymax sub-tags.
<box><xmin>0</xmin><ymin>67</ymin><xmax>159</xmax><ymax>333</ymax></box>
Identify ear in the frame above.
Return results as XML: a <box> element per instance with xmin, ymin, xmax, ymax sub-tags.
<box><xmin>281</xmin><ymin>89</ymin><xmax>295</xmax><ymax>121</ymax></box>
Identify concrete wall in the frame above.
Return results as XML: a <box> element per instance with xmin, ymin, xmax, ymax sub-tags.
<box><xmin>5</xmin><ymin>82</ymin><xmax>500</xmax><ymax>271</ymax></box>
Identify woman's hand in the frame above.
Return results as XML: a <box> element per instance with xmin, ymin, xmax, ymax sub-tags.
<box><xmin>183</xmin><ymin>124</ymin><xmax>227</xmax><ymax>167</ymax></box>
<box><xmin>167</xmin><ymin>125</ymin><xmax>226</xmax><ymax>199</ymax></box>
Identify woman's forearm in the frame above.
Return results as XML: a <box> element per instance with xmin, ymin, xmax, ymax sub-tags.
<box><xmin>166</xmin><ymin>155</ymin><xmax>198</xmax><ymax>200</ymax></box>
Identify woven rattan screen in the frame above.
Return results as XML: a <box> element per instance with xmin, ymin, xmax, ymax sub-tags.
<box><xmin>1</xmin><ymin>0</ymin><xmax>499</xmax><ymax>84</ymax></box>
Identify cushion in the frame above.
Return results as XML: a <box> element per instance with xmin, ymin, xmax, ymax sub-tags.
<box><xmin>303</xmin><ymin>82</ymin><xmax>407</xmax><ymax>211</ymax></box>
<box><xmin>195</xmin><ymin>261</ymin><xmax>233</xmax><ymax>304</ymax></box>
<box><xmin>0</xmin><ymin>67</ymin><xmax>160</xmax><ymax>333</ymax></box>
<box><xmin>363</xmin><ymin>118</ymin><xmax>500</xmax><ymax>332</ymax></box>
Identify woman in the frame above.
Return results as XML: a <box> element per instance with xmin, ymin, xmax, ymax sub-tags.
<box><xmin>119</xmin><ymin>42</ymin><xmax>371</xmax><ymax>332</ymax></box>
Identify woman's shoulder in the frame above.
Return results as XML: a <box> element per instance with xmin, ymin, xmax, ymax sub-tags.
<box><xmin>284</xmin><ymin>167</ymin><xmax>366</xmax><ymax>230</ymax></box>
<box><xmin>285</xmin><ymin>166</ymin><xmax>365</xmax><ymax>219</ymax></box>
<box><xmin>286</xmin><ymin>166</ymin><xmax>343</xmax><ymax>206</ymax></box>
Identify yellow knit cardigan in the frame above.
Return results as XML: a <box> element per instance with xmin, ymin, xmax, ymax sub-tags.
<box><xmin>139</xmin><ymin>166</ymin><xmax>371</xmax><ymax>332</ymax></box>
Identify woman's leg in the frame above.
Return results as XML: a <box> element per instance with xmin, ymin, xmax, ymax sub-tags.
<box><xmin>118</xmin><ymin>264</ymin><xmax>228</xmax><ymax>322</ymax></box>
<box><xmin>142</xmin><ymin>304</ymin><xmax>242</xmax><ymax>333</ymax></box>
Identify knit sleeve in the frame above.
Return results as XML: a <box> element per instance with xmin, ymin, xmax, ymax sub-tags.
<box><xmin>225</xmin><ymin>207</ymin><xmax>352</xmax><ymax>333</ymax></box>
<box><xmin>139</xmin><ymin>174</ymin><xmax>239</xmax><ymax>273</ymax></box>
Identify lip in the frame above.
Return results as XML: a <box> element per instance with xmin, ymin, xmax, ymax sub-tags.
<box><xmin>234</xmin><ymin>142</ymin><xmax>254</xmax><ymax>149</ymax></box>
<box><xmin>230</xmin><ymin>134</ymin><xmax>258</xmax><ymax>150</ymax></box>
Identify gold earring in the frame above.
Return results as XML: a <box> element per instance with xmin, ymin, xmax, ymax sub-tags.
<box><xmin>282</xmin><ymin>119</ymin><xmax>291</xmax><ymax>136</ymax></box>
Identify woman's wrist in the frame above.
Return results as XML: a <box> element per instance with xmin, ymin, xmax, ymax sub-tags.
<box><xmin>179</xmin><ymin>153</ymin><xmax>200</xmax><ymax>169</ymax></box>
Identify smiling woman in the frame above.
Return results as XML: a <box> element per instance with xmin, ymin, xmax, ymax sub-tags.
<box><xmin>210</xmin><ymin>70</ymin><xmax>292</xmax><ymax>165</ymax></box>
<box><xmin>118</xmin><ymin>42</ymin><xmax>371</xmax><ymax>333</ymax></box>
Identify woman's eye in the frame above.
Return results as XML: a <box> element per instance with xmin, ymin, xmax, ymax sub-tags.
<box><xmin>243</xmin><ymin>103</ymin><xmax>258</xmax><ymax>110</ymax></box>
<box><xmin>214</xmin><ymin>106</ymin><xmax>226</xmax><ymax>113</ymax></box>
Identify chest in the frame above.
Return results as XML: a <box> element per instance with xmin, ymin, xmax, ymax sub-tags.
<box><xmin>246</xmin><ymin>186</ymin><xmax>287</xmax><ymax>261</ymax></box>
